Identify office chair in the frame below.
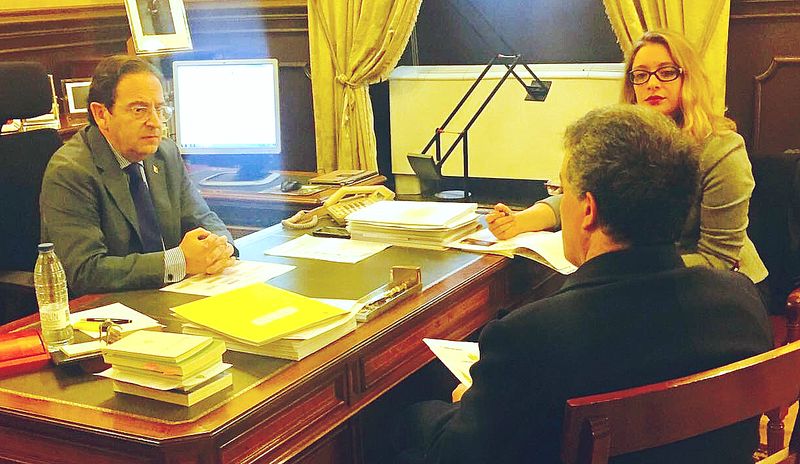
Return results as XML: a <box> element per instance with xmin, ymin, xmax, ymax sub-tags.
<box><xmin>0</xmin><ymin>62</ymin><xmax>63</xmax><ymax>324</ymax></box>
<box><xmin>561</xmin><ymin>340</ymin><xmax>800</xmax><ymax>464</ymax></box>
<box><xmin>748</xmin><ymin>151</ymin><xmax>800</xmax><ymax>344</ymax></box>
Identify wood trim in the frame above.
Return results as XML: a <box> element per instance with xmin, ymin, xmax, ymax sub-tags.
<box><xmin>752</xmin><ymin>56</ymin><xmax>800</xmax><ymax>153</ymax></box>
<box><xmin>731</xmin><ymin>0</ymin><xmax>800</xmax><ymax>19</ymax></box>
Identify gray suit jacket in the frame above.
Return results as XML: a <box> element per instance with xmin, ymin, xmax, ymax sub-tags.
<box><xmin>40</xmin><ymin>125</ymin><xmax>232</xmax><ymax>296</ymax></box>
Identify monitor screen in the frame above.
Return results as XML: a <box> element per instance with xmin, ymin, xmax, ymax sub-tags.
<box><xmin>173</xmin><ymin>58</ymin><xmax>281</xmax><ymax>158</ymax></box>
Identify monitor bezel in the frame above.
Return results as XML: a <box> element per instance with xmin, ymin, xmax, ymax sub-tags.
<box><xmin>172</xmin><ymin>58</ymin><xmax>281</xmax><ymax>156</ymax></box>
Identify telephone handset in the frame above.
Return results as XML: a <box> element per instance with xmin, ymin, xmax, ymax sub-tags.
<box><xmin>281</xmin><ymin>185</ymin><xmax>395</xmax><ymax>229</ymax></box>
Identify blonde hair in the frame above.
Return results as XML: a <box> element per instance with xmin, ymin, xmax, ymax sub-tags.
<box><xmin>621</xmin><ymin>29</ymin><xmax>735</xmax><ymax>144</ymax></box>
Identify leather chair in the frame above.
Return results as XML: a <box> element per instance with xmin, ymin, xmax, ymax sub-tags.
<box><xmin>748</xmin><ymin>152</ymin><xmax>800</xmax><ymax>344</ymax></box>
<box><xmin>0</xmin><ymin>62</ymin><xmax>63</xmax><ymax>325</ymax></box>
<box><xmin>561</xmin><ymin>340</ymin><xmax>800</xmax><ymax>464</ymax></box>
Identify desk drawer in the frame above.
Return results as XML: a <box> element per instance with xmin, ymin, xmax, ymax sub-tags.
<box><xmin>220</xmin><ymin>371</ymin><xmax>348</xmax><ymax>464</ymax></box>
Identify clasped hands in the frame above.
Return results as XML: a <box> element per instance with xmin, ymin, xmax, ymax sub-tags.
<box><xmin>179</xmin><ymin>227</ymin><xmax>236</xmax><ymax>275</ymax></box>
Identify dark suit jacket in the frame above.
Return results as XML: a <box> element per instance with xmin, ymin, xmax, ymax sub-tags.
<box><xmin>404</xmin><ymin>245</ymin><xmax>773</xmax><ymax>464</ymax></box>
<box><xmin>40</xmin><ymin>125</ymin><xmax>232</xmax><ymax>296</ymax></box>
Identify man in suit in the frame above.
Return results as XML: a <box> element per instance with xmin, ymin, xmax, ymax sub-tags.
<box><xmin>395</xmin><ymin>105</ymin><xmax>773</xmax><ymax>463</ymax></box>
<box><xmin>40</xmin><ymin>55</ymin><xmax>235</xmax><ymax>296</ymax></box>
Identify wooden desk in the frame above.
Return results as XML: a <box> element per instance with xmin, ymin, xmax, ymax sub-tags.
<box><xmin>0</xmin><ymin>225</ymin><xmax>561</xmax><ymax>463</ymax></box>
<box><xmin>190</xmin><ymin>167</ymin><xmax>387</xmax><ymax>231</ymax></box>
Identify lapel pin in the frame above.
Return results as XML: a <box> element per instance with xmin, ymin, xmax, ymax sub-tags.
<box><xmin>153</xmin><ymin>165</ymin><xmax>159</xmax><ymax>174</ymax></box>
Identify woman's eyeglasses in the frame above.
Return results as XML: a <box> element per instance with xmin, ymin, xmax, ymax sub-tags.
<box><xmin>628</xmin><ymin>66</ymin><xmax>683</xmax><ymax>85</ymax></box>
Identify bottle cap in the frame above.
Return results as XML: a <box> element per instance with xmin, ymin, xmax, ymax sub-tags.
<box><xmin>37</xmin><ymin>243</ymin><xmax>54</xmax><ymax>252</ymax></box>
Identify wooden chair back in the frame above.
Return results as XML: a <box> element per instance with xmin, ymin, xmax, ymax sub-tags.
<box><xmin>561</xmin><ymin>340</ymin><xmax>800</xmax><ymax>464</ymax></box>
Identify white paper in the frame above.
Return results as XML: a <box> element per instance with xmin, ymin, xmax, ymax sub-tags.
<box><xmin>161</xmin><ymin>260</ymin><xmax>295</xmax><ymax>296</ymax></box>
<box><xmin>449</xmin><ymin>228</ymin><xmax>577</xmax><ymax>274</ymax></box>
<box><xmin>70</xmin><ymin>302</ymin><xmax>163</xmax><ymax>339</ymax></box>
<box><xmin>59</xmin><ymin>340</ymin><xmax>105</xmax><ymax>356</ymax></box>
<box><xmin>423</xmin><ymin>338</ymin><xmax>480</xmax><ymax>388</ymax></box>
<box><xmin>97</xmin><ymin>362</ymin><xmax>232</xmax><ymax>391</ymax></box>
<box><xmin>346</xmin><ymin>201</ymin><xmax>478</xmax><ymax>229</ymax></box>
<box><xmin>265</xmin><ymin>234</ymin><xmax>390</xmax><ymax>264</ymax></box>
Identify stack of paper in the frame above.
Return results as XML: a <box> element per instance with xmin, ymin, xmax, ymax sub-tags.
<box><xmin>99</xmin><ymin>331</ymin><xmax>232</xmax><ymax>407</ymax></box>
<box><xmin>345</xmin><ymin>201</ymin><xmax>481</xmax><ymax>250</ymax></box>
<box><xmin>449</xmin><ymin>228</ymin><xmax>577</xmax><ymax>274</ymax></box>
<box><xmin>173</xmin><ymin>283</ymin><xmax>353</xmax><ymax>360</ymax></box>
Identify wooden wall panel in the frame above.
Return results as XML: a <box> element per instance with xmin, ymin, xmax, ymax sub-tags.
<box><xmin>727</xmin><ymin>0</ymin><xmax>800</xmax><ymax>155</ymax></box>
<box><xmin>0</xmin><ymin>2</ymin><xmax>316</xmax><ymax>171</ymax></box>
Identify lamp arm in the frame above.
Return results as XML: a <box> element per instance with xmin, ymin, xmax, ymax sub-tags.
<box><xmin>420</xmin><ymin>54</ymin><xmax>500</xmax><ymax>155</ymax></box>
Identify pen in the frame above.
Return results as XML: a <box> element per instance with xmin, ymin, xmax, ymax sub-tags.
<box><xmin>82</xmin><ymin>318</ymin><xmax>132</xmax><ymax>324</ymax></box>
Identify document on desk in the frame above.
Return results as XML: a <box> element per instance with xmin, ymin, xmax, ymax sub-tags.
<box><xmin>265</xmin><ymin>234</ymin><xmax>390</xmax><ymax>263</ymax></box>
<box><xmin>449</xmin><ymin>228</ymin><xmax>577</xmax><ymax>274</ymax></box>
<box><xmin>160</xmin><ymin>260</ymin><xmax>296</xmax><ymax>296</ymax></box>
<box><xmin>424</xmin><ymin>338</ymin><xmax>480</xmax><ymax>388</ymax></box>
<box><xmin>69</xmin><ymin>302</ymin><xmax>163</xmax><ymax>339</ymax></box>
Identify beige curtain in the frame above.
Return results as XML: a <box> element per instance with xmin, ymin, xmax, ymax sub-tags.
<box><xmin>308</xmin><ymin>0</ymin><xmax>422</xmax><ymax>172</ymax></box>
<box><xmin>602</xmin><ymin>0</ymin><xmax>730</xmax><ymax>114</ymax></box>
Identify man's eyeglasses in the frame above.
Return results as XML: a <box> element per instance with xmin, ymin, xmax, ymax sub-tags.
<box><xmin>628</xmin><ymin>66</ymin><xmax>683</xmax><ymax>86</ymax></box>
<box><xmin>544</xmin><ymin>180</ymin><xmax>563</xmax><ymax>196</ymax></box>
<box><xmin>124</xmin><ymin>104</ymin><xmax>174</xmax><ymax>122</ymax></box>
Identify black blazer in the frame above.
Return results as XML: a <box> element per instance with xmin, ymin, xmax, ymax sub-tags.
<box><xmin>407</xmin><ymin>245</ymin><xmax>773</xmax><ymax>464</ymax></box>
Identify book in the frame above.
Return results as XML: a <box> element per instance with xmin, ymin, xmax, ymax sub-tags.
<box><xmin>101</xmin><ymin>361</ymin><xmax>232</xmax><ymax>390</ymax></box>
<box><xmin>448</xmin><ymin>228</ymin><xmax>578</xmax><ymax>274</ymax></box>
<box><xmin>0</xmin><ymin>330</ymin><xmax>50</xmax><ymax>378</ymax></box>
<box><xmin>183</xmin><ymin>314</ymin><xmax>357</xmax><ymax>361</ymax></box>
<box><xmin>171</xmin><ymin>283</ymin><xmax>350</xmax><ymax>346</ymax></box>
<box><xmin>102</xmin><ymin>339</ymin><xmax>226</xmax><ymax>377</ymax></box>
<box><xmin>112</xmin><ymin>372</ymin><xmax>233</xmax><ymax>407</ymax></box>
<box><xmin>423</xmin><ymin>338</ymin><xmax>480</xmax><ymax>388</ymax></box>
<box><xmin>309</xmin><ymin>169</ymin><xmax>378</xmax><ymax>185</ymax></box>
<box><xmin>101</xmin><ymin>330</ymin><xmax>213</xmax><ymax>364</ymax></box>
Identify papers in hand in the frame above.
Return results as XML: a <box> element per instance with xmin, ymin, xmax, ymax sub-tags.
<box><xmin>70</xmin><ymin>302</ymin><xmax>163</xmax><ymax>339</ymax></box>
<box><xmin>449</xmin><ymin>228</ymin><xmax>577</xmax><ymax>274</ymax></box>
<box><xmin>265</xmin><ymin>234</ymin><xmax>389</xmax><ymax>264</ymax></box>
<box><xmin>161</xmin><ymin>260</ymin><xmax>295</xmax><ymax>296</ymax></box>
<box><xmin>423</xmin><ymin>338</ymin><xmax>479</xmax><ymax>388</ymax></box>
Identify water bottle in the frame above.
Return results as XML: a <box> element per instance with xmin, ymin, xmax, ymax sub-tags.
<box><xmin>34</xmin><ymin>243</ymin><xmax>74</xmax><ymax>348</ymax></box>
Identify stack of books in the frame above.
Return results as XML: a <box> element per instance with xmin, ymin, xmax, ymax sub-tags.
<box><xmin>173</xmin><ymin>283</ymin><xmax>354</xmax><ymax>361</ymax></box>
<box><xmin>345</xmin><ymin>201</ymin><xmax>481</xmax><ymax>250</ymax></box>
<box><xmin>100</xmin><ymin>331</ymin><xmax>232</xmax><ymax>407</ymax></box>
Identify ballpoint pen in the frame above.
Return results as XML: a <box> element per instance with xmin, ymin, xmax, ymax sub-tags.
<box><xmin>81</xmin><ymin>318</ymin><xmax>132</xmax><ymax>324</ymax></box>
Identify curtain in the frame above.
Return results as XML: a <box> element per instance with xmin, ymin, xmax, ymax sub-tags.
<box><xmin>307</xmin><ymin>0</ymin><xmax>422</xmax><ymax>172</ymax></box>
<box><xmin>602</xmin><ymin>0</ymin><xmax>731</xmax><ymax>114</ymax></box>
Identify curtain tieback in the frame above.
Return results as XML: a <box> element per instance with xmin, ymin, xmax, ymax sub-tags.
<box><xmin>336</xmin><ymin>74</ymin><xmax>360</xmax><ymax>88</ymax></box>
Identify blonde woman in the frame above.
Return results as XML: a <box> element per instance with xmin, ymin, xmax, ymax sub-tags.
<box><xmin>488</xmin><ymin>29</ymin><xmax>768</xmax><ymax>287</ymax></box>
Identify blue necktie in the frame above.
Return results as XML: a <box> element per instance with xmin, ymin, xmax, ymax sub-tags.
<box><xmin>124</xmin><ymin>163</ymin><xmax>164</xmax><ymax>253</ymax></box>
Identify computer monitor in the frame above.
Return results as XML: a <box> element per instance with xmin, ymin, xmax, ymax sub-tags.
<box><xmin>172</xmin><ymin>58</ymin><xmax>281</xmax><ymax>186</ymax></box>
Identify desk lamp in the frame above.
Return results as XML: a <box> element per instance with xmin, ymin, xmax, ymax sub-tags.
<box><xmin>408</xmin><ymin>54</ymin><xmax>551</xmax><ymax>200</ymax></box>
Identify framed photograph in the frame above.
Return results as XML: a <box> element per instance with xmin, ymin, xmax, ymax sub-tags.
<box><xmin>123</xmin><ymin>0</ymin><xmax>192</xmax><ymax>55</ymax></box>
<box><xmin>61</xmin><ymin>78</ymin><xmax>92</xmax><ymax>125</ymax></box>
<box><xmin>61</xmin><ymin>78</ymin><xmax>91</xmax><ymax>114</ymax></box>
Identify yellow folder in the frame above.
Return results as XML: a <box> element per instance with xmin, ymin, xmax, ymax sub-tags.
<box><xmin>171</xmin><ymin>283</ymin><xmax>350</xmax><ymax>346</ymax></box>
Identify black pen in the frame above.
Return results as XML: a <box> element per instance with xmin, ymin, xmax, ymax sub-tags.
<box><xmin>82</xmin><ymin>318</ymin><xmax>132</xmax><ymax>324</ymax></box>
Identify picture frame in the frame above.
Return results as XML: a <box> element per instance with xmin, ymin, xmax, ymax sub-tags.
<box><xmin>61</xmin><ymin>77</ymin><xmax>92</xmax><ymax>125</ymax></box>
<box><xmin>123</xmin><ymin>0</ymin><xmax>193</xmax><ymax>55</ymax></box>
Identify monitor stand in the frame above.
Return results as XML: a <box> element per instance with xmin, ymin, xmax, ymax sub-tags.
<box><xmin>200</xmin><ymin>171</ymin><xmax>281</xmax><ymax>187</ymax></box>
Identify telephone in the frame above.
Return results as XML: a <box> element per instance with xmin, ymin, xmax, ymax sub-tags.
<box><xmin>281</xmin><ymin>185</ymin><xmax>395</xmax><ymax>229</ymax></box>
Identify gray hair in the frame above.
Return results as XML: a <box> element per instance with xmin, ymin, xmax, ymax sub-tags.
<box><xmin>563</xmin><ymin>104</ymin><xmax>699</xmax><ymax>245</ymax></box>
